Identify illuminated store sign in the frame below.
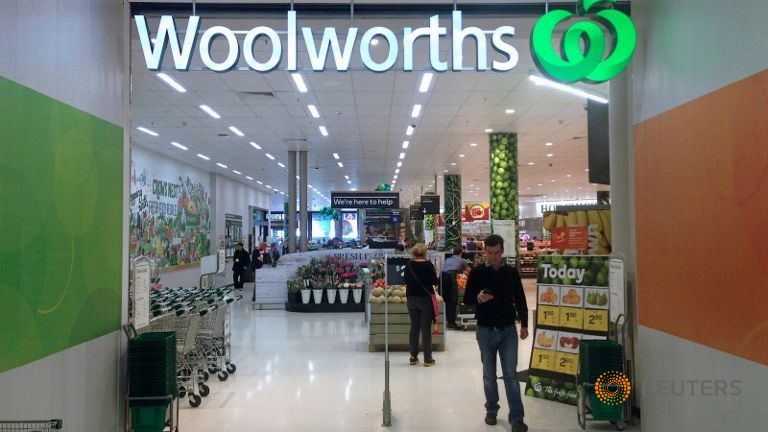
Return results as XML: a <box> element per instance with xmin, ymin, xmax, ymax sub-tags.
<box><xmin>135</xmin><ymin>11</ymin><xmax>518</xmax><ymax>73</ymax></box>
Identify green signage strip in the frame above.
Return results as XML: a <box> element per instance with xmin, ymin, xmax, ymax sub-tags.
<box><xmin>0</xmin><ymin>76</ymin><xmax>124</xmax><ymax>373</ymax></box>
<box><xmin>531</xmin><ymin>0</ymin><xmax>637</xmax><ymax>83</ymax></box>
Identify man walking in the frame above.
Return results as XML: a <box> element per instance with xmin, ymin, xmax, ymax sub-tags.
<box><xmin>232</xmin><ymin>242</ymin><xmax>250</xmax><ymax>290</ymax></box>
<box><xmin>463</xmin><ymin>234</ymin><xmax>529</xmax><ymax>432</ymax></box>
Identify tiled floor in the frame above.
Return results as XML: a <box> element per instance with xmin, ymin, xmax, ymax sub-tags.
<box><xmin>178</xmin><ymin>297</ymin><xmax>640</xmax><ymax>432</ymax></box>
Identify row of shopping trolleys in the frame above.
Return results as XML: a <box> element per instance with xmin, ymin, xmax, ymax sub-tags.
<box><xmin>134</xmin><ymin>285</ymin><xmax>242</xmax><ymax>409</ymax></box>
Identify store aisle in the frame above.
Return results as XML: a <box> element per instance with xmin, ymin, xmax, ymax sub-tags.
<box><xmin>179</xmin><ymin>304</ymin><xmax>637</xmax><ymax>432</ymax></box>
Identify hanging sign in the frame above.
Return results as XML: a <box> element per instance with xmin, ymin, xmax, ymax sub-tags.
<box><xmin>331</xmin><ymin>191</ymin><xmax>399</xmax><ymax>209</ymax></box>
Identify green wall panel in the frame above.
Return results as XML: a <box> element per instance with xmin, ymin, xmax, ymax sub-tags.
<box><xmin>0</xmin><ymin>76</ymin><xmax>124</xmax><ymax>373</ymax></box>
<box><xmin>444</xmin><ymin>174</ymin><xmax>462</xmax><ymax>249</ymax></box>
<box><xmin>489</xmin><ymin>133</ymin><xmax>519</xmax><ymax>241</ymax></box>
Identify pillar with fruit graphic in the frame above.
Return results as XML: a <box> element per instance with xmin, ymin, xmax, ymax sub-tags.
<box><xmin>489</xmin><ymin>133</ymin><xmax>519</xmax><ymax>251</ymax></box>
<box><xmin>444</xmin><ymin>174</ymin><xmax>462</xmax><ymax>250</ymax></box>
<box><xmin>525</xmin><ymin>255</ymin><xmax>612</xmax><ymax>405</ymax></box>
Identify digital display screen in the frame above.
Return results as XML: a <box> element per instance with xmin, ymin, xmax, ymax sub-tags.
<box><xmin>311</xmin><ymin>213</ymin><xmax>336</xmax><ymax>239</ymax></box>
<box><xmin>341</xmin><ymin>212</ymin><xmax>358</xmax><ymax>239</ymax></box>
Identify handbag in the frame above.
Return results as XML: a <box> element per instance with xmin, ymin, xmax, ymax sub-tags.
<box><xmin>407</xmin><ymin>262</ymin><xmax>440</xmax><ymax>331</ymax></box>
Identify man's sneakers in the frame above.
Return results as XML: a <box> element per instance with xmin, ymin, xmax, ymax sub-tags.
<box><xmin>423</xmin><ymin>358</ymin><xmax>436</xmax><ymax>367</ymax></box>
<box><xmin>484</xmin><ymin>414</ymin><xmax>497</xmax><ymax>425</ymax></box>
<box><xmin>511</xmin><ymin>420</ymin><xmax>529</xmax><ymax>432</ymax></box>
<box><xmin>409</xmin><ymin>356</ymin><xmax>419</xmax><ymax>365</ymax></box>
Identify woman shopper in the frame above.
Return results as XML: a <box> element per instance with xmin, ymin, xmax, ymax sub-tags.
<box><xmin>404</xmin><ymin>243</ymin><xmax>439</xmax><ymax>367</ymax></box>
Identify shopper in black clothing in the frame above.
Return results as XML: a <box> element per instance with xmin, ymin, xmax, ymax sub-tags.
<box><xmin>232</xmin><ymin>243</ymin><xmax>250</xmax><ymax>290</ymax></box>
<box><xmin>463</xmin><ymin>234</ymin><xmax>529</xmax><ymax>432</ymax></box>
<box><xmin>404</xmin><ymin>243</ymin><xmax>439</xmax><ymax>367</ymax></box>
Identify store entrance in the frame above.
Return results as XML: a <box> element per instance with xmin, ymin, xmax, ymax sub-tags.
<box><xmin>128</xmin><ymin>3</ymin><xmax>620</xmax><ymax>431</ymax></box>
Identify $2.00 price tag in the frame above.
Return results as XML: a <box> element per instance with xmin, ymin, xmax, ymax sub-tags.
<box><xmin>583</xmin><ymin>309</ymin><xmax>609</xmax><ymax>332</ymax></box>
<box><xmin>531</xmin><ymin>348</ymin><xmax>556</xmax><ymax>371</ymax></box>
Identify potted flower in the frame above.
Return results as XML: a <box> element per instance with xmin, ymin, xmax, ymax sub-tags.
<box><xmin>300</xmin><ymin>278</ymin><xmax>311</xmax><ymax>304</ymax></box>
<box><xmin>338</xmin><ymin>282</ymin><xmax>350</xmax><ymax>304</ymax></box>
<box><xmin>287</xmin><ymin>279</ymin><xmax>302</xmax><ymax>304</ymax></box>
<box><xmin>311</xmin><ymin>278</ymin><xmax>324</xmax><ymax>304</ymax></box>
<box><xmin>326</xmin><ymin>282</ymin><xmax>337</xmax><ymax>304</ymax></box>
<box><xmin>352</xmin><ymin>281</ymin><xmax>364</xmax><ymax>303</ymax></box>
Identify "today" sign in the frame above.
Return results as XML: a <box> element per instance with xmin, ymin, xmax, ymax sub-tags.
<box><xmin>135</xmin><ymin>11</ymin><xmax>519</xmax><ymax>73</ymax></box>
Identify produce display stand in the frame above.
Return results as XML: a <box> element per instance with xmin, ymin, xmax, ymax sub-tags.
<box><xmin>368</xmin><ymin>303</ymin><xmax>445</xmax><ymax>352</ymax></box>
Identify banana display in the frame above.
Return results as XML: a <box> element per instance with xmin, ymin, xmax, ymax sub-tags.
<box><xmin>542</xmin><ymin>209</ymin><xmax>612</xmax><ymax>255</ymax></box>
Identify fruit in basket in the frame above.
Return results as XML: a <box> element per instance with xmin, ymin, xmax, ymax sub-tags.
<box><xmin>391</xmin><ymin>296</ymin><xmax>403</xmax><ymax>303</ymax></box>
<box><xmin>372</xmin><ymin>287</ymin><xmax>384</xmax><ymax>297</ymax></box>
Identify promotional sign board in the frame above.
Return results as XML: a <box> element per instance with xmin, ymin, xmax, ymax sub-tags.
<box><xmin>525</xmin><ymin>255</ymin><xmax>611</xmax><ymax>406</ymax></box>
<box><xmin>420</xmin><ymin>195</ymin><xmax>440</xmax><ymax>214</ymax></box>
<box><xmin>331</xmin><ymin>191</ymin><xmax>399</xmax><ymax>209</ymax></box>
<box><xmin>462</xmin><ymin>203</ymin><xmax>490</xmax><ymax>222</ymax></box>
<box><xmin>542</xmin><ymin>208</ymin><xmax>611</xmax><ymax>255</ymax></box>
<box><xmin>133</xmin><ymin>261</ymin><xmax>151</xmax><ymax>330</ymax></box>
<box><xmin>386</xmin><ymin>257</ymin><xmax>410</xmax><ymax>286</ymax></box>
<box><xmin>491</xmin><ymin>219</ymin><xmax>517</xmax><ymax>258</ymax></box>
<box><xmin>550</xmin><ymin>227</ymin><xmax>589</xmax><ymax>250</ymax></box>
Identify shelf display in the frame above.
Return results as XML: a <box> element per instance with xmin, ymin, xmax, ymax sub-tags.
<box><xmin>525</xmin><ymin>255</ymin><xmax>611</xmax><ymax>406</ymax></box>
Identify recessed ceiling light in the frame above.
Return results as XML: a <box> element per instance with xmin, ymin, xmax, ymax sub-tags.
<box><xmin>246</xmin><ymin>176</ymin><xmax>254</xmax><ymax>180</ymax></box>
<box><xmin>526</xmin><ymin>187</ymin><xmax>531</xmax><ymax>190</ymax></box>
<box><xmin>216</xmin><ymin>163</ymin><xmax>228</xmax><ymax>169</ymax></box>
<box><xmin>307</xmin><ymin>105</ymin><xmax>320</xmax><ymax>118</ymax></box>
<box><xmin>505</xmin><ymin>109</ymin><xmax>516</xmax><ymax>114</ymax></box>
<box><xmin>551</xmin><ymin>179</ymin><xmax>556</xmax><ymax>182</ymax></box>
<box><xmin>451</xmin><ymin>162</ymin><xmax>457</xmax><ymax>166</ymax></box>
<box><xmin>291</xmin><ymin>73</ymin><xmax>308</xmax><ymax>93</ymax></box>
<box><xmin>459</xmin><ymin>154</ymin><xmax>465</xmax><ymax>158</ymax></box>
<box><xmin>343</xmin><ymin>175</ymin><xmax>349</xmax><ymax>180</ymax></box>
<box><xmin>585</xmin><ymin>168</ymin><xmax>590</xmax><ymax>172</ymax></box>
<box><xmin>197</xmin><ymin>153</ymin><xmax>210</xmax><ymax>161</ymax></box>
<box><xmin>170</xmin><ymin>141</ymin><xmax>188</xmax><ymax>151</ymax></box>
<box><xmin>485</xmin><ymin>128</ymin><xmax>493</xmax><ymax>133</ymax></box>
<box><xmin>333</xmin><ymin>153</ymin><xmax>340</xmax><ymax>160</ymax></box>
<box><xmin>397</xmin><ymin>161</ymin><xmax>402</xmax><ymax>167</ymax></box>
<box><xmin>156</xmin><ymin>73</ymin><xmax>187</xmax><ymax>93</ymax></box>
<box><xmin>199</xmin><ymin>104</ymin><xmax>220</xmax><ymax>119</ymax></box>
<box><xmin>266</xmin><ymin>185</ymin><xmax>272</xmax><ymax>189</ymax></box>
<box><xmin>319</xmin><ymin>126</ymin><xmax>329</xmax><ymax>136</ymax></box>
<box><xmin>280</xmin><ymin>191</ymin><xmax>286</xmax><ymax>195</ymax></box>
<box><xmin>527</xmin><ymin>162</ymin><xmax>535</xmax><ymax>166</ymax></box>
<box><xmin>537</xmin><ymin>183</ymin><xmax>543</xmax><ymax>186</ymax></box>
<box><xmin>228</xmin><ymin>126</ymin><xmax>244</xmax><ymax>137</ymax></box>
<box><xmin>402</xmin><ymin>141</ymin><xmax>409</xmax><ymax>149</ymax></box>
<box><xmin>136</xmin><ymin>126</ymin><xmax>159</xmax><ymax>137</ymax></box>
<box><xmin>566</xmin><ymin>174</ymin><xmax>572</xmax><ymax>178</ymax></box>
<box><xmin>545</xmin><ymin>142</ymin><xmax>553</xmax><ymax>146</ymax></box>
<box><xmin>347</xmin><ymin>180</ymin><xmax>352</xmax><ymax>184</ymax></box>
<box><xmin>337</xmin><ymin>162</ymin><xmax>344</xmax><ymax>168</ymax></box>
<box><xmin>546</xmin><ymin>153</ymin><xmax>554</xmax><ymax>157</ymax></box>
<box><xmin>232</xmin><ymin>170</ymin><xmax>242</xmax><ymax>175</ymax></box>
<box><xmin>399</xmin><ymin>152</ymin><xmax>406</xmax><ymax>159</ymax></box>
<box><xmin>278</xmin><ymin>162</ymin><xmax>286</xmax><ymax>168</ymax></box>
<box><xmin>438</xmin><ymin>175</ymin><xmax>443</xmax><ymax>178</ymax></box>
<box><xmin>419</xmin><ymin>72</ymin><xmax>434</xmax><ymax>93</ymax></box>
<box><xmin>350</xmin><ymin>187</ymin><xmax>358</xmax><ymax>191</ymax></box>
<box><xmin>250</xmin><ymin>142</ymin><xmax>262</xmax><ymax>150</ymax></box>
<box><xmin>470</xmin><ymin>143</ymin><xmax>478</xmax><ymax>147</ymax></box>
<box><xmin>444</xmin><ymin>170</ymin><xmax>448</xmax><ymax>173</ymax></box>
<box><xmin>257</xmin><ymin>180</ymin><xmax>263</xmax><ymax>185</ymax></box>
<box><xmin>393</xmin><ymin>175</ymin><xmax>398</xmax><ymax>179</ymax></box>
<box><xmin>406</xmin><ymin>125</ymin><xmax>415</xmax><ymax>136</ymax></box>
<box><xmin>265</xmin><ymin>153</ymin><xmax>275</xmax><ymax>160</ymax></box>
<box><xmin>395</xmin><ymin>169</ymin><xmax>400</xmax><ymax>174</ymax></box>
<box><xmin>411</xmin><ymin>104</ymin><xmax>422</xmax><ymax>118</ymax></box>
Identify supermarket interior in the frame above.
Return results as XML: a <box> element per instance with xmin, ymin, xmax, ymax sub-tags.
<box><xmin>0</xmin><ymin>1</ymin><xmax>766</xmax><ymax>432</ymax></box>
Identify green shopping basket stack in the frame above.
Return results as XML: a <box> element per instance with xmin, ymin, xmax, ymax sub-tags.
<box><xmin>577</xmin><ymin>340</ymin><xmax>626</xmax><ymax>430</ymax></box>
<box><xmin>128</xmin><ymin>332</ymin><xmax>177</xmax><ymax>432</ymax></box>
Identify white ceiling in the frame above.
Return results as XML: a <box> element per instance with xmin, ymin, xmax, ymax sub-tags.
<box><xmin>130</xmin><ymin>11</ymin><xmax>610</xmax><ymax>210</ymax></box>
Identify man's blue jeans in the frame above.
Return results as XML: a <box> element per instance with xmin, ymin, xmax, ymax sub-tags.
<box><xmin>476</xmin><ymin>325</ymin><xmax>524</xmax><ymax>423</ymax></box>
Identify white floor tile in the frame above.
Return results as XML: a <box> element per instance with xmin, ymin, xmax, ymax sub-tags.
<box><xmin>179</xmin><ymin>300</ymin><xmax>639</xmax><ymax>432</ymax></box>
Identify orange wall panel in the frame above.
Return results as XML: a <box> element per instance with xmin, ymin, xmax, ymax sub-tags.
<box><xmin>635</xmin><ymin>69</ymin><xmax>768</xmax><ymax>366</ymax></box>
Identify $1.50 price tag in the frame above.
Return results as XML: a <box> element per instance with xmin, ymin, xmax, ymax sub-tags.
<box><xmin>583</xmin><ymin>309</ymin><xmax>609</xmax><ymax>332</ymax></box>
<box><xmin>531</xmin><ymin>348</ymin><xmax>556</xmax><ymax>371</ymax></box>
<box><xmin>554</xmin><ymin>352</ymin><xmax>579</xmax><ymax>375</ymax></box>
<box><xmin>537</xmin><ymin>305</ymin><xmax>560</xmax><ymax>327</ymax></box>
<box><xmin>559</xmin><ymin>307</ymin><xmax>583</xmax><ymax>330</ymax></box>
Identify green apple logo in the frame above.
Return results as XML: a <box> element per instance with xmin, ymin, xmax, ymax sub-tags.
<box><xmin>531</xmin><ymin>0</ymin><xmax>637</xmax><ymax>83</ymax></box>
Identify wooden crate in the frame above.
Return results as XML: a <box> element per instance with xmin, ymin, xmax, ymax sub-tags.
<box><xmin>368</xmin><ymin>303</ymin><xmax>445</xmax><ymax>352</ymax></box>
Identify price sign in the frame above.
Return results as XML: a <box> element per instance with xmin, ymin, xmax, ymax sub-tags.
<box><xmin>531</xmin><ymin>348</ymin><xmax>556</xmax><ymax>371</ymax></box>
<box><xmin>554</xmin><ymin>352</ymin><xmax>579</xmax><ymax>375</ymax></box>
<box><xmin>559</xmin><ymin>307</ymin><xmax>583</xmax><ymax>330</ymax></box>
<box><xmin>537</xmin><ymin>305</ymin><xmax>561</xmax><ymax>327</ymax></box>
<box><xmin>584</xmin><ymin>309</ymin><xmax>609</xmax><ymax>332</ymax></box>
<box><xmin>133</xmin><ymin>261</ymin><xmax>151</xmax><ymax>330</ymax></box>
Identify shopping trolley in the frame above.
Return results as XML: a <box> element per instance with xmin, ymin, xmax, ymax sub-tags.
<box><xmin>0</xmin><ymin>420</ymin><xmax>62</xmax><ymax>431</ymax></box>
<box><xmin>197</xmin><ymin>296</ymin><xmax>239</xmax><ymax>381</ymax></box>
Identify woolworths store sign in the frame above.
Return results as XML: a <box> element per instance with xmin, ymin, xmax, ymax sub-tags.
<box><xmin>135</xmin><ymin>0</ymin><xmax>635</xmax><ymax>83</ymax></box>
